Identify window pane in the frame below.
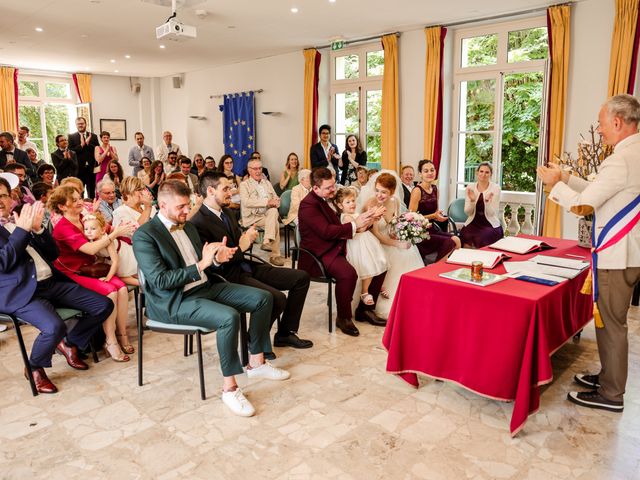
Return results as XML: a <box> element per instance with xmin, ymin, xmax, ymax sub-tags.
<box><xmin>19</xmin><ymin>105</ymin><xmax>44</xmax><ymax>159</ymax></box>
<box><xmin>44</xmin><ymin>104</ymin><xmax>72</xmax><ymax>159</ymax></box>
<box><xmin>366</xmin><ymin>90</ymin><xmax>381</xmax><ymax>133</ymax></box>
<box><xmin>458</xmin><ymin>133</ymin><xmax>493</xmax><ymax>183</ymax></box>
<box><xmin>366</xmin><ymin>134</ymin><xmax>381</xmax><ymax>169</ymax></box>
<box><xmin>461</xmin><ymin>34</ymin><xmax>498</xmax><ymax>67</ymax></box>
<box><xmin>459</xmin><ymin>79</ymin><xmax>495</xmax><ymax>131</ymax></box>
<box><xmin>500</xmin><ymin>72</ymin><xmax>544</xmax><ymax>192</ymax></box>
<box><xmin>366</xmin><ymin>50</ymin><xmax>384</xmax><ymax>76</ymax></box>
<box><xmin>45</xmin><ymin>82</ymin><xmax>71</xmax><ymax>99</ymax></box>
<box><xmin>19</xmin><ymin>81</ymin><xmax>39</xmax><ymax>97</ymax></box>
<box><xmin>334</xmin><ymin>91</ymin><xmax>359</xmax><ymax>135</ymax></box>
<box><xmin>335</xmin><ymin>54</ymin><xmax>359</xmax><ymax>80</ymax></box>
<box><xmin>508</xmin><ymin>27</ymin><xmax>548</xmax><ymax>63</ymax></box>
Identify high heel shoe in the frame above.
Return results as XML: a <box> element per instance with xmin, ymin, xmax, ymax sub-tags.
<box><xmin>104</xmin><ymin>341</ymin><xmax>130</xmax><ymax>362</ymax></box>
<box><xmin>116</xmin><ymin>333</ymin><xmax>135</xmax><ymax>354</ymax></box>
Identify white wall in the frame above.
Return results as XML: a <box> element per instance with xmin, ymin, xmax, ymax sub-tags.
<box><xmin>91</xmin><ymin>74</ymin><xmax>155</xmax><ymax>175</ymax></box>
<box><xmin>157</xmin><ymin>51</ymin><xmax>305</xmax><ymax>180</ymax></box>
<box><xmin>561</xmin><ymin>0</ymin><xmax>615</xmax><ymax>239</ymax></box>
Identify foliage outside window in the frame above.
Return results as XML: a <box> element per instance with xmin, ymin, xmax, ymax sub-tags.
<box><xmin>455</xmin><ymin>22</ymin><xmax>548</xmax><ymax>193</ymax></box>
<box><xmin>331</xmin><ymin>45</ymin><xmax>384</xmax><ymax>169</ymax></box>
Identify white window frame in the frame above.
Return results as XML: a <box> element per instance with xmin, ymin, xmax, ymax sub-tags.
<box><xmin>450</xmin><ymin>17</ymin><xmax>547</xmax><ymax>203</ymax></box>
<box><xmin>18</xmin><ymin>74</ymin><xmax>78</xmax><ymax>162</ymax></box>
<box><xmin>329</xmin><ymin>42</ymin><xmax>383</xmax><ymax>167</ymax></box>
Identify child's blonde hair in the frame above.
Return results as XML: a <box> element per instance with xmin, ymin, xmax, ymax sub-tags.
<box><xmin>333</xmin><ymin>186</ymin><xmax>358</xmax><ymax>211</ymax></box>
<box><xmin>83</xmin><ymin>212</ymin><xmax>107</xmax><ymax>230</ymax></box>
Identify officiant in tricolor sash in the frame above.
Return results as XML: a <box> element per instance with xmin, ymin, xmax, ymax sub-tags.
<box><xmin>538</xmin><ymin>94</ymin><xmax>640</xmax><ymax>413</ymax></box>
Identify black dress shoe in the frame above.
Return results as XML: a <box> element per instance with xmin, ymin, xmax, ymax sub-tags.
<box><xmin>24</xmin><ymin>367</ymin><xmax>58</xmax><ymax>394</ymax></box>
<box><xmin>264</xmin><ymin>351</ymin><xmax>277</xmax><ymax>361</ymax></box>
<box><xmin>274</xmin><ymin>333</ymin><xmax>314</xmax><ymax>349</ymax></box>
<box><xmin>354</xmin><ymin>309</ymin><xmax>387</xmax><ymax>327</ymax></box>
<box><xmin>56</xmin><ymin>340</ymin><xmax>89</xmax><ymax>370</ymax></box>
<box><xmin>336</xmin><ymin>317</ymin><xmax>359</xmax><ymax>337</ymax></box>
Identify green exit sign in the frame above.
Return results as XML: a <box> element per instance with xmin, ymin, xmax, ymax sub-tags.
<box><xmin>331</xmin><ymin>40</ymin><xmax>345</xmax><ymax>51</ymax></box>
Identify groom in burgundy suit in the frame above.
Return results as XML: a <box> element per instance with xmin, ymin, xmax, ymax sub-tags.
<box><xmin>297</xmin><ymin>167</ymin><xmax>387</xmax><ymax>336</ymax></box>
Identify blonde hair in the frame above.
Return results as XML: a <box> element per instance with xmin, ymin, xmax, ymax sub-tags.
<box><xmin>120</xmin><ymin>176</ymin><xmax>146</xmax><ymax>201</ymax></box>
<box><xmin>333</xmin><ymin>186</ymin><xmax>358</xmax><ymax>211</ymax></box>
<box><xmin>60</xmin><ymin>177</ymin><xmax>84</xmax><ymax>195</ymax></box>
<box><xmin>83</xmin><ymin>212</ymin><xmax>107</xmax><ymax>230</ymax></box>
<box><xmin>47</xmin><ymin>186</ymin><xmax>79</xmax><ymax>214</ymax></box>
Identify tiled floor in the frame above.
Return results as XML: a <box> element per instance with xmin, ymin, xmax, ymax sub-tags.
<box><xmin>0</xmin><ymin>258</ymin><xmax>639</xmax><ymax>479</ymax></box>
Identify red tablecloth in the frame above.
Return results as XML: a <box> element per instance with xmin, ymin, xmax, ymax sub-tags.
<box><xmin>382</xmin><ymin>236</ymin><xmax>594</xmax><ymax>435</ymax></box>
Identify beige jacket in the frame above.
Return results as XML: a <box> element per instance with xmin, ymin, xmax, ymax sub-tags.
<box><xmin>550</xmin><ymin>133</ymin><xmax>640</xmax><ymax>269</ymax></box>
<box><xmin>284</xmin><ymin>183</ymin><xmax>310</xmax><ymax>225</ymax></box>
<box><xmin>239</xmin><ymin>177</ymin><xmax>279</xmax><ymax>227</ymax></box>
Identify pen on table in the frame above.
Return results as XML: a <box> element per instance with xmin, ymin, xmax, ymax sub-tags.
<box><xmin>565</xmin><ymin>253</ymin><xmax>587</xmax><ymax>259</ymax></box>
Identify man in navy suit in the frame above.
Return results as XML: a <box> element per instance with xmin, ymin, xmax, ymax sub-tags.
<box><xmin>68</xmin><ymin>117</ymin><xmax>100</xmax><ymax>198</ymax></box>
<box><xmin>0</xmin><ymin>177</ymin><xmax>113</xmax><ymax>393</ymax></box>
<box><xmin>0</xmin><ymin>132</ymin><xmax>35</xmax><ymax>181</ymax></box>
<box><xmin>309</xmin><ymin>125</ymin><xmax>341</xmax><ymax>176</ymax></box>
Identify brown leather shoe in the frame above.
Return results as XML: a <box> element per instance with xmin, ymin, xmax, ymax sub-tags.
<box><xmin>354</xmin><ymin>309</ymin><xmax>387</xmax><ymax>327</ymax></box>
<box><xmin>336</xmin><ymin>317</ymin><xmax>359</xmax><ymax>337</ymax></box>
<box><xmin>24</xmin><ymin>367</ymin><xmax>58</xmax><ymax>394</ymax></box>
<box><xmin>56</xmin><ymin>340</ymin><xmax>89</xmax><ymax>370</ymax></box>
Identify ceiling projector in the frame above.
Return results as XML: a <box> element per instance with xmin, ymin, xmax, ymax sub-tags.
<box><xmin>156</xmin><ymin>18</ymin><xmax>197</xmax><ymax>41</ymax></box>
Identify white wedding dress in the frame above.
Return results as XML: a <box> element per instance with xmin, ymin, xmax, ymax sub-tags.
<box><xmin>358</xmin><ymin>170</ymin><xmax>424</xmax><ymax>319</ymax></box>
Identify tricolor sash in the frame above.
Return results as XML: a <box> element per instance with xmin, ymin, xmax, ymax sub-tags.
<box><xmin>589</xmin><ymin>194</ymin><xmax>640</xmax><ymax>326</ymax></box>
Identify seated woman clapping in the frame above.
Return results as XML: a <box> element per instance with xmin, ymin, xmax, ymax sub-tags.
<box><xmin>334</xmin><ymin>187</ymin><xmax>387</xmax><ymax>305</ymax></box>
<box><xmin>112</xmin><ymin>176</ymin><xmax>156</xmax><ymax>238</ymax></box>
<box><xmin>459</xmin><ymin>162</ymin><xmax>503</xmax><ymax>248</ymax></box>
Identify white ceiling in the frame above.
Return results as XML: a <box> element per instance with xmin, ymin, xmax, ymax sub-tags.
<box><xmin>1</xmin><ymin>0</ymin><xmax>557</xmax><ymax>78</ymax></box>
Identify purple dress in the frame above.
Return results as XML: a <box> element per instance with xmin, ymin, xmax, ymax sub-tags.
<box><xmin>415</xmin><ymin>185</ymin><xmax>457</xmax><ymax>262</ymax></box>
<box><xmin>459</xmin><ymin>193</ymin><xmax>504</xmax><ymax>248</ymax></box>
<box><xmin>95</xmin><ymin>146</ymin><xmax>112</xmax><ymax>184</ymax></box>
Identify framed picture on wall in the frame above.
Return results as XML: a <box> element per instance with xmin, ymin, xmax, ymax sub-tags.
<box><xmin>99</xmin><ymin>119</ymin><xmax>127</xmax><ymax>141</ymax></box>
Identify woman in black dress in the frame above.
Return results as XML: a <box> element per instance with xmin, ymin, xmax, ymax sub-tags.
<box><xmin>340</xmin><ymin>134</ymin><xmax>367</xmax><ymax>185</ymax></box>
<box><xmin>409</xmin><ymin>159</ymin><xmax>460</xmax><ymax>263</ymax></box>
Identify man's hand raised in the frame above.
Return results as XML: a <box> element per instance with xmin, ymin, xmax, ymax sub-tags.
<box><xmin>214</xmin><ymin>236</ymin><xmax>237</xmax><ymax>264</ymax></box>
<box><xmin>14</xmin><ymin>203</ymin><xmax>36</xmax><ymax>233</ymax></box>
<box><xmin>239</xmin><ymin>225</ymin><xmax>258</xmax><ymax>252</ymax></box>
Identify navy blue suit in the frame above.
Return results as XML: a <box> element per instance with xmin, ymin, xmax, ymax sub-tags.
<box><xmin>310</xmin><ymin>142</ymin><xmax>340</xmax><ymax>172</ymax></box>
<box><xmin>0</xmin><ymin>225</ymin><xmax>113</xmax><ymax>368</ymax></box>
<box><xmin>0</xmin><ymin>148</ymin><xmax>36</xmax><ymax>181</ymax></box>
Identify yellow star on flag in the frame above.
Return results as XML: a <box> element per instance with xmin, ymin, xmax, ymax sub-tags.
<box><xmin>234</xmin><ymin>150</ymin><xmax>238</xmax><ymax>155</ymax></box>
<box><xmin>247</xmin><ymin>127</ymin><xmax>251</xmax><ymax>132</ymax></box>
<box><xmin>241</xmin><ymin>120</ymin><xmax>246</xmax><ymax>126</ymax></box>
<box><xmin>233</xmin><ymin>120</ymin><xmax>238</xmax><ymax>126</ymax></box>
<box><xmin>247</xmin><ymin>144</ymin><xmax>252</xmax><ymax>149</ymax></box>
<box><xmin>242</xmin><ymin>150</ymin><xmax>246</xmax><ymax>155</ymax></box>
<box><xmin>248</xmin><ymin>135</ymin><xmax>253</xmax><ymax>140</ymax></box>
<box><xmin>229</xmin><ymin>143</ymin><xmax>234</xmax><ymax>148</ymax></box>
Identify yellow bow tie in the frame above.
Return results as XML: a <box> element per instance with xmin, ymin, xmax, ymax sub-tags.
<box><xmin>170</xmin><ymin>224</ymin><xmax>185</xmax><ymax>232</ymax></box>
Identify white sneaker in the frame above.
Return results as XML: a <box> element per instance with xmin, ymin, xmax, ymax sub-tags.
<box><xmin>0</xmin><ymin>324</ymin><xmax>7</xmax><ymax>332</ymax></box>
<box><xmin>246</xmin><ymin>361</ymin><xmax>291</xmax><ymax>381</ymax></box>
<box><xmin>221</xmin><ymin>388</ymin><xmax>255</xmax><ymax>417</ymax></box>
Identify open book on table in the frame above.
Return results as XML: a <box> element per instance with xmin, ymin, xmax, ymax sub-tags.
<box><xmin>489</xmin><ymin>236</ymin><xmax>554</xmax><ymax>255</ymax></box>
<box><xmin>446</xmin><ymin>248</ymin><xmax>511</xmax><ymax>269</ymax></box>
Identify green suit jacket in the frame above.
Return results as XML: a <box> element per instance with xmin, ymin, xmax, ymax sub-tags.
<box><xmin>132</xmin><ymin>215</ymin><xmax>209</xmax><ymax>323</ymax></box>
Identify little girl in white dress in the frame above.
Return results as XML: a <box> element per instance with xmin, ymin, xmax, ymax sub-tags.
<box><xmin>83</xmin><ymin>213</ymin><xmax>139</xmax><ymax>286</ymax></box>
<box><xmin>334</xmin><ymin>187</ymin><xmax>388</xmax><ymax>305</ymax></box>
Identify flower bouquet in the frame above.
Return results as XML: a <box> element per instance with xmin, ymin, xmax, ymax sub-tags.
<box><xmin>389</xmin><ymin>211</ymin><xmax>430</xmax><ymax>245</ymax></box>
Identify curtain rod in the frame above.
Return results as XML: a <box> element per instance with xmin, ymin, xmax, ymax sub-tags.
<box><xmin>313</xmin><ymin>31</ymin><xmax>400</xmax><ymax>50</ymax></box>
<box><xmin>210</xmin><ymin>88</ymin><xmax>263</xmax><ymax>99</ymax></box>
<box><xmin>429</xmin><ymin>2</ymin><xmax>575</xmax><ymax>28</ymax></box>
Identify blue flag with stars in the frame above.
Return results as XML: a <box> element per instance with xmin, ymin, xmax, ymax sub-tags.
<box><xmin>221</xmin><ymin>91</ymin><xmax>255</xmax><ymax>176</ymax></box>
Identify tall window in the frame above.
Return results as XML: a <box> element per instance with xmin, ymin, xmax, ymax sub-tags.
<box><xmin>18</xmin><ymin>75</ymin><xmax>79</xmax><ymax>161</ymax></box>
<box><xmin>330</xmin><ymin>43</ymin><xmax>384</xmax><ymax>168</ymax></box>
<box><xmin>452</xmin><ymin>19</ymin><xmax>548</xmax><ymax>194</ymax></box>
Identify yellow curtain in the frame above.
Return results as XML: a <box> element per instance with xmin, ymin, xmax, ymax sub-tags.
<box><xmin>381</xmin><ymin>34</ymin><xmax>399</xmax><ymax>170</ymax></box>
<box><xmin>303</xmin><ymin>49</ymin><xmax>318</xmax><ymax>169</ymax></box>
<box><xmin>424</xmin><ymin>26</ymin><xmax>443</xmax><ymax>167</ymax></box>
<box><xmin>542</xmin><ymin>5</ymin><xmax>571</xmax><ymax>238</ymax></box>
<box><xmin>75</xmin><ymin>73</ymin><xmax>92</xmax><ymax>103</ymax></box>
<box><xmin>608</xmin><ymin>0</ymin><xmax>640</xmax><ymax>96</ymax></box>
<box><xmin>0</xmin><ymin>66</ymin><xmax>18</xmax><ymax>133</ymax></box>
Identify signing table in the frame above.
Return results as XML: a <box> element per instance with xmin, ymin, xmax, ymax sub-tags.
<box><xmin>382</xmin><ymin>236</ymin><xmax>593</xmax><ymax>435</ymax></box>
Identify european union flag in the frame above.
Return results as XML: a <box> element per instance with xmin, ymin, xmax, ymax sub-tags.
<box><xmin>221</xmin><ymin>92</ymin><xmax>255</xmax><ymax>176</ymax></box>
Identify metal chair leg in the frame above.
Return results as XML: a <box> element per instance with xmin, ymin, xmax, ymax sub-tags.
<box><xmin>632</xmin><ymin>282</ymin><xmax>639</xmax><ymax>307</ymax></box>
<box><xmin>189</xmin><ymin>334</ymin><xmax>194</xmax><ymax>355</ymax></box>
<box><xmin>327</xmin><ymin>281</ymin><xmax>333</xmax><ymax>333</ymax></box>
<box><xmin>183</xmin><ymin>335</ymin><xmax>189</xmax><ymax>357</ymax></box>
<box><xmin>137</xmin><ymin>297</ymin><xmax>144</xmax><ymax>387</ymax></box>
<box><xmin>196</xmin><ymin>332</ymin><xmax>206</xmax><ymax>401</ymax></box>
<box><xmin>90</xmin><ymin>342</ymin><xmax>99</xmax><ymax>363</ymax></box>
<box><xmin>13</xmin><ymin>319</ymin><xmax>38</xmax><ymax>397</ymax></box>
<box><xmin>240</xmin><ymin>313</ymin><xmax>249</xmax><ymax>367</ymax></box>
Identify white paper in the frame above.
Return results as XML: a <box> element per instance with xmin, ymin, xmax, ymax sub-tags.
<box><xmin>503</xmin><ymin>261</ymin><xmax>570</xmax><ymax>282</ymax></box>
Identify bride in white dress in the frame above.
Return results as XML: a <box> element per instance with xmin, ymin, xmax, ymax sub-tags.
<box><xmin>360</xmin><ymin>171</ymin><xmax>424</xmax><ymax>318</ymax></box>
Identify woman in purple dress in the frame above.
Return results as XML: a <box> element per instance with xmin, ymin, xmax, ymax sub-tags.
<box><xmin>459</xmin><ymin>162</ymin><xmax>503</xmax><ymax>248</ymax></box>
<box><xmin>409</xmin><ymin>159</ymin><xmax>460</xmax><ymax>263</ymax></box>
<box><xmin>94</xmin><ymin>131</ymin><xmax>119</xmax><ymax>186</ymax></box>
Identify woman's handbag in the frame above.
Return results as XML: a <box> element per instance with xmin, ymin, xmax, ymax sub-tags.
<box><xmin>78</xmin><ymin>261</ymin><xmax>111</xmax><ymax>278</ymax></box>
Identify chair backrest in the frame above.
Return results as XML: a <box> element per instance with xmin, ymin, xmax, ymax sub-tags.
<box><xmin>138</xmin><ymin>269</ymin><xmax>147</xmax><ymax>294</ymax></box>
<box><xmin>447</xmin><ymin>197</ymin><xmax>468</xmax><ymax>223</ymax></box>
<box><xmin>279</xmin><ymin>189</ymin><xmax>292</xmax><ymax>218</ymax></box>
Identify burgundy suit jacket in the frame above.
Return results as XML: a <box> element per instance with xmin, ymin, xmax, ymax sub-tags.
<box><xmin>297</xmin><ymin>190</ymin><xmax>353</xmax><ymax>276</ymax></box>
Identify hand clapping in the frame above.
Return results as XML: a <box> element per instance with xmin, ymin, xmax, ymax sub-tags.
<box><xmin>466</xmin><ymin>186</ymin><xmax>476</xmax><ymax>202</ymax></box>
<box><xmin>14</xmin><ymin>202</ymin><xmax>43</xmax><ymax>233</ymax></box>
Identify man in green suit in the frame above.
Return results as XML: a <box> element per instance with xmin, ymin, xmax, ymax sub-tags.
<box><xmin>133</xmin><ymin>180</ymin><xmax>290</xmax><ymax>417</ymax></box>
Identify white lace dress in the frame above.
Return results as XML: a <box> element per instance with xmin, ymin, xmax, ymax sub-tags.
<box><xmin>342</xmin><ymin>213</ymin><xmax>388</xmax><ymax>279</ymax></box>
